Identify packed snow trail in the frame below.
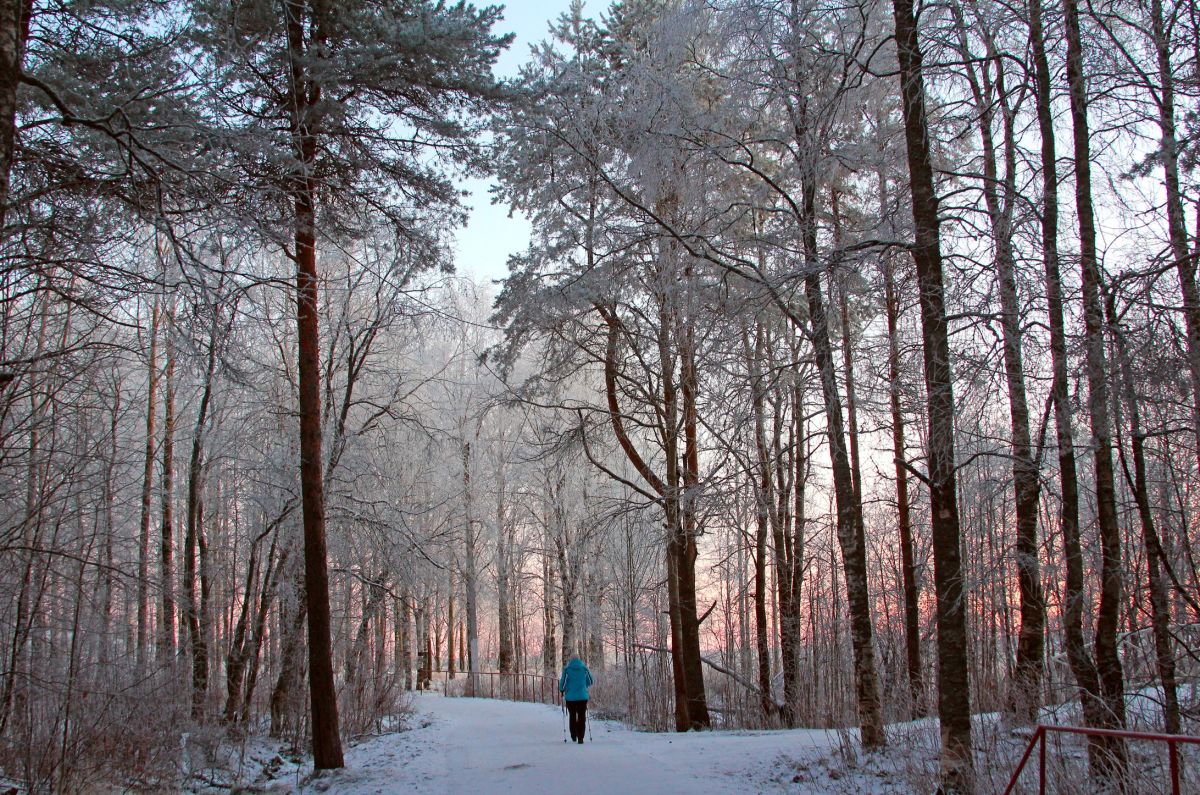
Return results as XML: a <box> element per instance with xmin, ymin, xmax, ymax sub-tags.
<box><xmin>310</xmin><ymin>693</ymin><xmax>865</xmax><ymax>794</ymax></box>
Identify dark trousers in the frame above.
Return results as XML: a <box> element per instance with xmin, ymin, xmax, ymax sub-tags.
<box><xmin>566</xmin><ymin>699</ymin><xmax>588</xmax><ymax>740</ymax></box>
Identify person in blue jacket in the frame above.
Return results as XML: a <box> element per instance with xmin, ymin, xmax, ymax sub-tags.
<box><xmin>559</xmin><ymin>655</ymin><xmax>594</xmax><ymax>743</ymax></box>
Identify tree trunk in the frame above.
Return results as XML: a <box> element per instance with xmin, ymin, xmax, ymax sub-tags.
<box><xmin>599</xmin><ymin>303</ymin><xmax>707</xmax><ymax>730</ymax></box>
<box><xmin>883</xmin><ymin>258</ymin><xmax>925</xmax><ymax>718</ymax></box>
<box><xmin>159</xmin><ymin>305</ymin><xmax>177</xmax><ymax>661</ymax></box>
<box><xmin>0</xmin><ymin>0</ymin><xmax>31</xmax><ymax>232</ymax></box>
<box><xmin>284</xmin><ymin>0</ymin><xmax>342</xmax><ymax>769</ymax></box>
<box><xmin>185</xmin><ymin>317</ymin><xmax>219</xmax><ymax>719</ymax></box>
<box><xmin>799</xmin><ymin>172</ymin><xmax>884</xmax><ymax>748</ymax></box>
<box><xmin>1107</xmin><ymin>296</ymin><xmax>1180</xmax><ymax>735</ymax></box>
<box><xmin>785</xmin><ymin>370</ymin><xmax>806</xmax><ymax>724</ymax></box>
<box><xmin>447</xmin><ymin>575</ymin><xmax>455</xmax><ymax>679</ymax></box>
<box><xmin>748</xmin><ymin>322</ymin><xmax>775</xmax><ymax>719</ymax></box>
<box><xmin>543</xmin><ymin>549</ymin><xmax>556</xmax><ymax>677</ymax></box>
<box><xmin>678</xmin><ymin>297</ymin><xmax>711</xmax><ymax>730</ymax></box>
<box><xmin>1062</xmin><ymin>0</ymin><xmax>1128</xmax><ymax>777</ymax></box>
<box><xmin>136</xmin><ymin>297</ymin><xmax>160</xmax><ymax>667</ymax></box>
<box><xmin>497</xmin><ymin>477</ymin><xmax>514</xmax><ymax>674</ymax></box>
<box><xmin>1026</xmin><ymin>0</ymin><xmax>1111</xmax><ymax>773</ymax></box>
<box><xmin>954</xmin><ymin>16</ymin><xmax>1045</xmax><ymax>719</ymax></box>
<box><xmin>891</xmin><ymin>0</ymin><xmax>973</xmax><ymax>786</ymax></box>
<box><xmin>397</xmin><ymin>591</ymin><xmax>411</xmax><ymax>691</ymax></box>
<box><xmin>225</xmin><ymin>530</ymin><xmax>263</xmax><ymax>724</ymax></box>
<box><xmin>462</xmin><ymin>440</ymin><xmax>480</xmax><ymax>685</ymax></box>
<box><xmin>270</xmin><ymin>575</ymin><xmax>308</xmax><ymax>739</ymax></box>
<box><xmin>1150</xmin><ymin>0</ymin><xmax>1200</xmax><ymax>472</ymax></box>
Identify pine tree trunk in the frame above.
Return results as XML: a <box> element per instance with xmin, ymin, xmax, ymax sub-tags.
<box><xmin>599</xmin><ymin>303</ymin><xmax>703</xmax><ymax>730</ymax></box>
<box><xmin>283</xmin><ymin>0</ymin><xmax>342</xmax><ymax>768</ymax></box>
<box><xmin>891</xmin><ymin>0</ymin><xmax>973</xmax><ymax>785</ymax></box>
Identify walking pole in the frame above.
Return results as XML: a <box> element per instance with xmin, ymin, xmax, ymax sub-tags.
<box><xmin>562</xmin><ymin>699</ymin><xmax>568</xmax><ymax>743</ymax></box>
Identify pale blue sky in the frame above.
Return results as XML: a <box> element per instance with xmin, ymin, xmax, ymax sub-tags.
<box><xmin>454</xmin><ymin>1</ymin><xmax>590</xmax><ymax>284</ymax></box>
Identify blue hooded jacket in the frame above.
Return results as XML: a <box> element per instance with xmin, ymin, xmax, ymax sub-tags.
<box><xmin>558</xmin><ymin>657</ymin><xmax>593</xmax><ymax>701</ymax></box>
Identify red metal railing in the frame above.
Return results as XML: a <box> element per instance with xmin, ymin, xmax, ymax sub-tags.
<box><xmin>1003</xmin><ymin>724</ymin><xmax>1200</xmax><ymax>795</ymax></box>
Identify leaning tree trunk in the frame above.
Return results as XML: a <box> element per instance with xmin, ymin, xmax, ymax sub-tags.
<box><xmin>891</xmin><ymin>0</ymin><xmax>973</xmax><ymax>787</ymax></box>
<box><xmin>224</xmin><ymin>529</ymin><xmax>264</xmax><ymax>724</ymax></box>
<box><xmin>799</xmin><ymin>173</ymin><xmax>884</xmax><ymax>749</ymax></box>
<box><xmin>1107</xmin><ymin>295</ymin><xmax>1181</xmax><ymax>735</ymax></box>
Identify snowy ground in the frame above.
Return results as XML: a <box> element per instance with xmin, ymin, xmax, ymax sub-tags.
<box><xmin>261</xmin><ymin>694</ymin><xmax>921</xmax><ymax>794</ymax></box>
<box><xmin>183</xmin><ymin>689</ymin><xmax>1200</xmax><ymax>793</ymax></box>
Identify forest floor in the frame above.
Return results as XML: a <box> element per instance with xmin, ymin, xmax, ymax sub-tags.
<box><xmin>191</xmin><ymin>688</ymin><xmax>1198</xmax><ymax>794</ymax></box>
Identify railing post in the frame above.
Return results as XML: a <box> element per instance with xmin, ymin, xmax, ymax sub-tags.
<box><xmin>1039</xmin><ymin>729</ymin><xmax>1046</xmax><ymax>795</ymax></box>
<box><xmin>1169</xmin><ymin>739</ymin><xmax>1179</xmax><ymax>795</ymax></box>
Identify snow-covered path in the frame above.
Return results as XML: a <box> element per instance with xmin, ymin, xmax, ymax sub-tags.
<box><xmin>312</xmin><ymin>693</ymin><xmax>880</xmax><ymax>794</ymax></box>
